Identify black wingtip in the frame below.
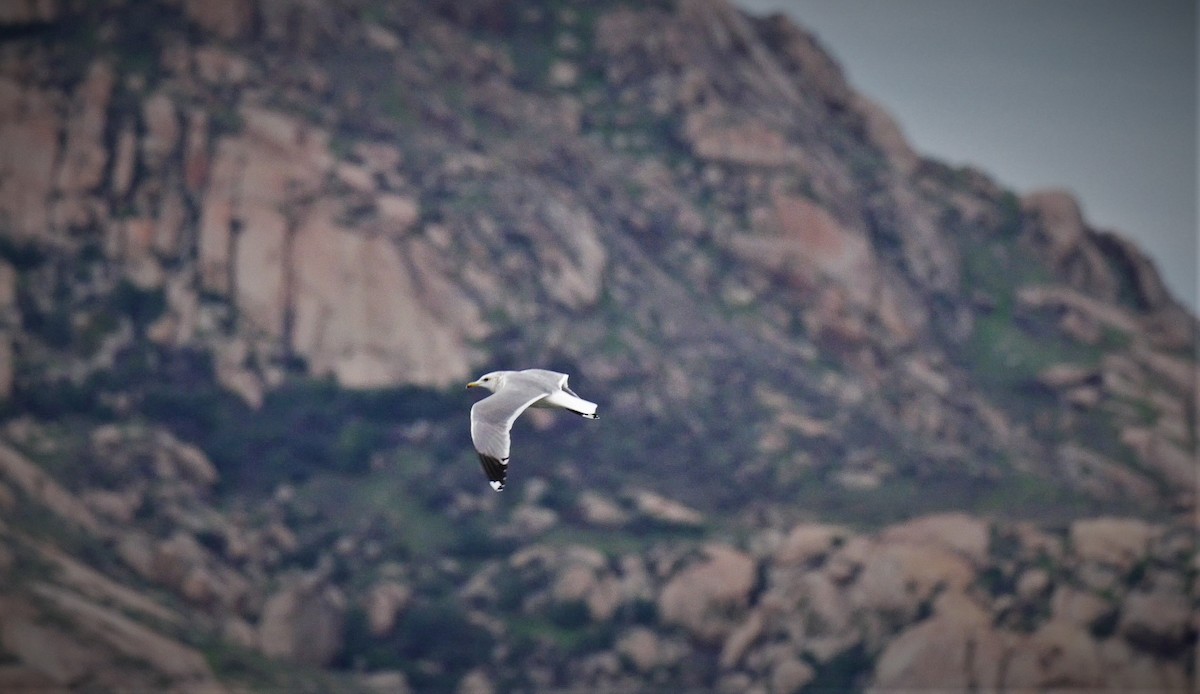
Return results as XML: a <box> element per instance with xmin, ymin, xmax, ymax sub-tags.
<box><xmin>478</xmin><ymin>453</ymin><xmax>508</xmax><ymax>492</ymax></box>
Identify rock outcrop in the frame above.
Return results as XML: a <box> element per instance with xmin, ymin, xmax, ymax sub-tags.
<box><xmin>0</xmin><ymin>0</ymin><xmax>1193</xmax><ymax>691</ymax></box>
<box><xmin>658</xmin><ymin>544</ymin><xmax>757</xmax><ymax>642</ymax></box>
<box><xmin>258</xmin><ymin>572</ymin><xmax>347</xmax><ymax>667</ymax></box>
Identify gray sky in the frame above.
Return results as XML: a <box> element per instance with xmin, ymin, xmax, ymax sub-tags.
<box><xmin>734</xmin><ymin>0</ymin><xmax>1197</xmax><ymax>311</ymax></box>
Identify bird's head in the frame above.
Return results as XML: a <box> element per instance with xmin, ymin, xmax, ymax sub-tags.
<box><xmin>466</xmin><ymin>371</ymin><xmax>506</xmax><ymax>393</ymax></box>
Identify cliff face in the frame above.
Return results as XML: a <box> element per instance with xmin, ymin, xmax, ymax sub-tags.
<box><xmin>0</xmin><ymin>0</ymin><xmax>1194</xmax><ymax>691</ymax></box>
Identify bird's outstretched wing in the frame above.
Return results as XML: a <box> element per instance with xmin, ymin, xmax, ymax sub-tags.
<box><xmin>470</xmin><ymin>382</ymin><xmax>551</xmax><ymax>491</ymax></box>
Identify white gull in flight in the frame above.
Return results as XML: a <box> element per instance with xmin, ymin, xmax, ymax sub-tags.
<box><xmin>466</xmin><ymin>369</ymin><xmax>598</xmax><ymax>491</ymax></box>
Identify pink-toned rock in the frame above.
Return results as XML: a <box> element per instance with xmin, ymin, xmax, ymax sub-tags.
<box><xmin>1118</xmin><ymin>589</ymin><xmax>1191</xmax><ymax>652</ymax></box>
<box><xmin>291</xmin><ymin>214</ymin><xmax>484</xmax><ymax>388</ymax></box>
<box><xmin>532</xmin><ymin>198</ymin><xmax>607</xmax><ymax>309</ymax></box>
<box><xmin>628</xmin><ymin>488</ymin><xmax>704</xmax><ymax>527</ymax></box>
<box><xmin>33</xmin><ymin>584</ymin><xmax>215</xmax><ymax>682</ymax></box>
<box><xmin>214</xmin><ymin>340</ymin><xmax>265</xmax><ymax>409</ymax></box>
<box><xmin>223</xmin><ymin>617</ymin><xmax>258</xmax><ymax>651</ymax></box>
<box><xmin>731</xmin><ymin>193</ymin><xmax>875</xmax><ymax>306</ymax></box>
<box><xmin>150</xmin><ymin>189</ymin><xmax>185</xmax><ymax>256</ymax></box>
<box><xmin>1099</xmin><ymin>232</ymin><xmax>1176</xmax><ymax>310</ymax></box>
<box><xmin>824</xmin><ymin>534</ymin><xmax>872</xmax><ymax>584</ymax></box>
<box><xmin>797</xmin><ymin>572</ymin><xmax>855</xmax><ymax>644</ymax></box>
<box><xmin>56</xmin><ymin>61</ymin><xmax>114</xmax><ymax>194</ymax></box>
<box><xmin>868</xmin><ymin>610</ymin><xmax>1004</xmax><ymax>692</ymax></box>
<box><xmin>151</xmin><ymin>532</ymin><xmax>208</xmax><ymax>591</ymax></box>
<box><xmin>1010</xmin><ymin>521</ymin><xmax>1064</xmax><ymax>560</ymax></box>
<box><xmin>161</xmin><ymin>434</ymin><xmax>219</xmax><ymax>487</ymax></box>
<box><xmin>239</xmin><ymin>105</ymin><xmax>331</xmax><ymax>170</ymax></box>
<box><xmin>200</xmin><ymin>104</ymin><xmax>324</xmax><ymax>296</ymax></box>
<box><xmin>1120</xmin><ymin>426</ymin><xmax>1196</xmax><ymax>490</ymax></box>
<box><xmin>931</xmin><ymin>590</ymin><xmax>991</xmax><ymax>625</ymax></box>
<box><xmin>197</xmin><ymin>101</ymin><xmax>487</xmax><ymax>390</ymax></box>
<box><xmin>1097</xmin><ymin>636</ymin><xmax>1190</xmax><ymax>691</ymax></box>
<box><xmin>265</xmin><ymin>521</ymin><xmax>298</xmax><ymax>554</ymax></box>
<box><xmin>850</xmin><ymin>541</ymin><xmax>976</xmax><ymax>618</ymax></box>
<box><xmin>548</xmin><ymin>60</ymin><xmax>580</xmax><ymax>87</ymax></box>
<box><xmin>192</xmin><ymin>45</ymin><xmax>252</xmax><ymax>85</ymax></box>
<box><xmin>775</xmin><ymin>523</ymin><xmax>848</xmax><ymax>566</ymax></box>
<box><xmin>111</xmin><ymin>218</ymin><xmax>163</xmax><ymax>288</ymax></box>
<box><xmin>116</xmin><ymin>532</ymin><xmax>156</xmax><ymax>580</ymax></box>
<box><xmin>1003</xmin><ymin>620</ymin><xmax>1103</xmax><ymax>689</ymax></box>
<box><xmin>1141</xmin><ymin>304</ymin><xmax>1197</xmax><ymax>351</ymax></box>
<box><xmin>1022</xmin><ymin>189</ymin><xmax>1086</xmax><ymax>265</ymax></box>
<box><xmin>1058</xmin><ymin>444</ymin><xmax>1159</xmax><ymax>503</ymax></box>
<box><xmin>1069</xmin><ymin>517</ymin><xmax>1160</xmax><ymax>571</ymax></box>
<box><xmin>364</xmin><ymin>24</ymin><xmax>402</xmax><ymax>52</ymax></box>
<box><xmin>375</xmin><ymin>193</ymin><xmax>420</xmax><ymax>229</ymax></box>
<box><xmin>682</xmin><ymin>107</ymin><xmax>804</xmax><ymax>167</ymax></box>
<box><xmin>1064</xmin><ymin>386</ymin><xmax>1102</xmax><ymax>408</ymax></box>
<box><xmin>366</xmin><ymin>581</ymin><xmax>412</xmax><ymax>637</ymax></box>
<box><xmin>197</xmin><ymin>138</ymin><xmax>240</xmax><ymax>294</ymax></box>
<box><xmin>1018</xmin><ymin>285</ymin><xmax>1139</xmax><ymax>335</ymax></box>
<box><xmin>616</xmin><ymin>627</ymin><xmax>665</xmax><ymax>673</ymax></box>
<box><xmin>457</xmin><ymin>669</ymin><xmax>495</xmax><ymax>694</ymax></box>
<box><xmin>552</xmin><ymin>564</ymin><xmax>597</xmax><ymax>604</ymax></box>
<box><xmin>182</xmin><ymin>108</ymin><xmax>210</xmax><ymax>192</ymax></box>
<box><xmin>659</xmin><ymin>544</ymin><xmax>756</xmax><ymax>642</ymax></box>
<box><xmin>904</xmin><ymin>356</ymin><xmax>952</xmax><ymax>396</ymax></box>
<box><xmin>0</xmin><ymin>665</ymin><xmax>67</xmax><ymax>693</ymax></box>
<box><xmin>0</xmin><ymin>615</ymin><xmax>99</xmax><ymax>686</ymax></box>
<box><xmin>196</xmin><ymin>102</ymin><xmax>487</xmax><ymax>386</ymax></box>
<box><xmin>852</xmin><ymin>93</ymin><xmax>918</xmax><ymax>175</ymax></box>
<box><xmin>335</xmin><ymin>162</ymin><xmax>375</xmax><ymax>192</ymax></box>
<box><xmin>1050</xmin><ymin>585</ymin><xmax>1113</xmax><ymax>629</ymax></box>
<box><xmin>718</xmin><ymin>608</ymin><xmax>765</xmax><ymax>669</ymax></box>
<box><xmin>771</xmin><ymin>657</ymin><xmax>815</xmax><ymax>694</ymax></box>
<box><xmin>879</xmin><ymin>512</ymin><xmax>990</xmax><ymax>566</ymax></box>
<box><xmin>1014</xmin><ymin>568</ymin><xmax>1051</xmax><ymax>601</ymax></box>
<box><xmin>0</xmin><ymin>442</ymin><xmax>100</xmax><ymax>533</ymax></box>
<box><xmin>233</xmin><ymin>204</ymin><xmax>288</xmax><ymax>338</ymax></box>
<box><xmin>32</xmin><ymin>541</ymin><xmax>185</xmax><ymax>628</ymax></box>
<box><xmin>258</xmin><ymin>575</ymin><xmax>347</xmax><ymax>666</ymax></box>
<box><xmin>360</xmin><ymin>670</ymin><xmax>413</xmax><ymax>694</ymax></box>
<box><xmin>353</xmin><ymin>142</ymin><xmax>403</xmax><ymax>172</ymax></box>
<box><xmin>584</xmin><ymin>576</ymin><xmax>623</xmax><ymax>622</ymax></box>
<box><xmin>140</xmin><ymin>92</ymin><xmax>179</xmax><ymax>169</ymax></box>
<box><xmin>180</xmin><ymin>565</ymin><xmax>220</xmax><ymax>604</ymax></box>
<box><xmin>111</xmin><ymin>126</ymin><xmax>137</xmax><ymax>195</ymax></box>
<box><xmin>576</xmin><ymin>492</ymin><xmax>629</xmax><ymax>528</ymax></box>
<box><xmin>81</xmin><ymin>488</ymin><xmax>142</xmax><ymax>524</ymax></box>
<box><xmin>0</xmin><ymin>79</ymin><xmax>59</xmax><ymax>240</ymax></box>
<box><xmin>1038</xmin><ymin>363</ymin><xmax>1099</xmax><ymax>389</ymax></box>
<box><xmin>182</xmin><ymin>0</ymin><xmax>254</xmax><ymax>40</ymax></box>
<box><xmin>777</xmin><ymin>410</ymin><xmax>834</xmax><ymax>439</ymax></box>
<box><xmin>0</xmin><ymin>0</ymin><xmax>59</xmax><ymax>24</ymax></box>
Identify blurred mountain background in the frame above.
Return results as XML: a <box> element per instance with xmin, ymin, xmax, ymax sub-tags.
<box><xmin>0</xmin><ymin>0</ymin><xmax>1194</xmax><ymax>691</ymax></box>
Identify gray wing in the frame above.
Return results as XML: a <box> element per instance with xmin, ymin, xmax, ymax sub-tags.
<box><xmin>516</xmin><ymin>368</ymin><xmax>584</xmax><ymax>397</ymax></box>
<box><xmin>470</xmin><ymin>381</ymin><xmax>552</xmax><ymax>491</ymax></box>
<box><xmin>515</xmin><ymin>369</ymin><xmax>569</xmax><ymax>391</ymax></box>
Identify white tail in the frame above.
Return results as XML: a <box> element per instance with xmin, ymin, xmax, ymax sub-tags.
<box><xmin>542</xmin><ymin>390</ymin><xmax>599</xmax><ymax>418</ymax></box>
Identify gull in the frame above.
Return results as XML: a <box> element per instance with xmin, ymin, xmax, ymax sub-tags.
<box><xmin>466</xmin><ymin>369</ymin><xmax>598</xmax><ymax>491</ymax></box>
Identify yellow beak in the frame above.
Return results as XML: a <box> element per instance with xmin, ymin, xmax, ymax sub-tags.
<box><xmin>466</xmin><ymin>381</ymin><xmax>479</xmax><ymax>389</ymax></box>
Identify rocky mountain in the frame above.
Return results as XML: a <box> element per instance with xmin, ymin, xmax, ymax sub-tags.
<box><xmin>0</xmin><ymin>0</ymin><xmax>1194</xmax><ymax>691</ymax></box>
